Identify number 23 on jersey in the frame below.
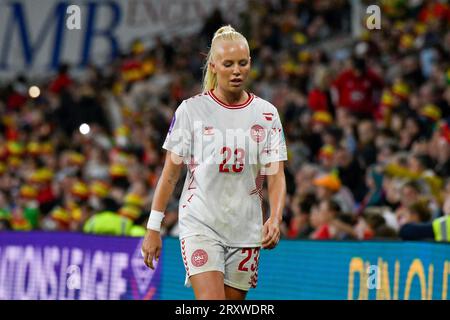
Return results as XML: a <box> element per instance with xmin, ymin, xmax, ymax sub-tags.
<box><xmin>219</xmin><ymin>147</ymin><xmax>245</xmax><ymax>173</ymax></box>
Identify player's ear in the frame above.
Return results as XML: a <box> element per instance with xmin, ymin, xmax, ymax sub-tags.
<box><xmin>210</xmin><ymin>61</ymin><xmax>217</xmax><ymax>74</ymax></box>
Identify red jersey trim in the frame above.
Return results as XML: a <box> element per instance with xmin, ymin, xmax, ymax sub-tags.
<box><xmin>208</xmin><ymin>89</ymin><xmax>254</xmax><ymax>109</ymax></box>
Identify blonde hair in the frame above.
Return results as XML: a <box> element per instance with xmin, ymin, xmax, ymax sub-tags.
<box><xmin>202</xmin><ymin>25</ymin><xmax>249</xmax><ymax>93</ymax></box>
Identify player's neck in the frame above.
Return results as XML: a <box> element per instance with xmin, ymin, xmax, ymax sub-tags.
<box><xmin>213</xmin><ymin>87</ymin><xmax>248</xmax><ymax>105</ymax></box>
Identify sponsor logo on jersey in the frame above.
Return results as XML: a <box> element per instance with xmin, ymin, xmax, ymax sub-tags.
<box><xmin>262</xmin><ymin>112</ymin><xmax>273</xmax><ymax>121</ymax></box>
<box><xmin>250</xmin><ymin>124</ymin><xmax>266</xmax><ymax>143</ymax></box>
<box><xmin>191</xmin><ymin>249</ymin><xmax>208</xmax><ymax>267</ymax></box>
<box><xmin>203</xmin><ymin>126</ymin><xmax>214</xmax><ymax>135</ymax></box>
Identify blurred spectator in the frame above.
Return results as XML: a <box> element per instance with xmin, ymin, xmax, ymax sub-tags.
<box><xmin>395</xmin><ymin>180</ymin><xmax>423</xmax><ymax>226</ymax></box>
<box><xmin>308</xmin><ymin>66</ymin><xmax>334</xmax><ymax>115</ymax></box>
<box><xmin>359</xmin><ymin>166</ymin><xmax>385</xmax><ymax>212</ymax></box>
<box><xmin>6</xmin><ymin>75</ymin><xmax>28</xmax><ymax>111</ymax></box>
<box><xmin>399</xmin><ymin>201</ymin><xmax>434</xmax><ymax>240</ymax></box>
<box><xmin>355</xmin><ymin>208</ymin><xmax>398</xmax><ymax>240</ymax></box>
<box><xmin>310</xmin><ymin>199</ymin><xmax>340</xmax><ymax>240</ymax></box>
<box><xmin>49</xmin><ymin>64</ymin><xmax>73</xmax><ymax>95</ymax></box>
<box><xmin>335</xmin><ymin>145</ymin><xmax>366</xmax><ymax>202</ymax></box>
<box><xmin>285</xmin><ymin>193</ymin><xmax>316</xmax><ymax>239</ymax></box>
<box><xmin>313</xmin><ymin>172</ymin><xmax>355</xmax><ymax>214</ymax></box>
<box><xmin>331</xmin><ymin>56</ymin><xmax>384</xmax><ymax>117</ymax></box>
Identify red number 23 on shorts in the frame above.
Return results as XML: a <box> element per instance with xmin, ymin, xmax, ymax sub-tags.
<box><xmin>238</xmin><ymin>248</ymin><xmax>260</xmax><ymax>272</ymax></box>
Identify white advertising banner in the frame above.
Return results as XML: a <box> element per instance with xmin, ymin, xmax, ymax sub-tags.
<box><xmin>0</xmin><ymin>0</ymin><xmax>247</xmax><ymax>78</ymax></box>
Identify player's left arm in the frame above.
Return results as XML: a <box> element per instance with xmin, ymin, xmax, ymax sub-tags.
<box><xmin>262</xmin><ymin>161</ymin><xmax>286</xmax><ymax>249</ymax></box>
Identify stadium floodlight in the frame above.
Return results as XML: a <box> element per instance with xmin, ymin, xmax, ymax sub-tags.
<box><xmin>79</xmin><ymin>123</ymin><xmax>90</xmax><ymax>135</ymax></box>
<box><xmin>28</xmin><ymin>86</ymin><xmax>40</xmax><ymax>98</ymax></box>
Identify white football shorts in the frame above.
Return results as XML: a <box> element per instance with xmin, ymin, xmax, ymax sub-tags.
<box><xmin>180</xmin><ymin>234</ymin><xmax>260</xmax><ymax>291</ymax></box>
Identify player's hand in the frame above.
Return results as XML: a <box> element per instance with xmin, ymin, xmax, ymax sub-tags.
<box><xmin>142</xmin><ymin>229</ymin><xmax>162</xmax><ymax>270</ymax></box>
<box><xmin>262</xmin><ymin>217</ymin><xmax>281</xmax><ymax>250</ymax></box>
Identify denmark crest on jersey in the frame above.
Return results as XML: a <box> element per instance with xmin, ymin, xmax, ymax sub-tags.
<box><xmin>250</xmin><ymin>124</ymin><xmax>266</xmax><ymax>143</ymax></box>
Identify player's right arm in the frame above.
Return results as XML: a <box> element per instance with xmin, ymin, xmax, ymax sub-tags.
<box><xmin>142</xmin><ymin>151</ymin><xmax>183</xmax><ymax>269</ymax></box>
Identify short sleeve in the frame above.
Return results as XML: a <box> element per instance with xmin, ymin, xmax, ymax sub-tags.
<box><xmin>259</xmin><ymin>109</ymin><xmax>288</xmax><ymax>165</ymax></box>
<box><xmin>162</xmin><ymin>101</ymin><xmax>191</xmax><ymax>158</ymax></box>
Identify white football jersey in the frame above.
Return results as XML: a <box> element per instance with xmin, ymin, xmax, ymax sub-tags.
<box><xmin>162</xmin><ymin>90</ymin><xmax>287</xmax><ymax>247</ymax></box>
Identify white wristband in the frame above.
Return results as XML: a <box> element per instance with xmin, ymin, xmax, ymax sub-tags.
<box><xmin>146</xmin><ymin>210</ymin><xmax>165</xmax><ymax>231</ymax></box>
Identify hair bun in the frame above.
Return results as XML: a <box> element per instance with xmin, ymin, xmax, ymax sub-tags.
<box><xmin>213</xmin><ymin>25</ymin><xmax>236</xmax><ymax>40</ymax></box>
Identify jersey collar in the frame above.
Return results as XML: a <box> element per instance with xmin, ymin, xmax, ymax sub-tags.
<box><xmin>208</xmin><ymin>89</ymin><xmax>254</xmax><ymax>109</ymax></box>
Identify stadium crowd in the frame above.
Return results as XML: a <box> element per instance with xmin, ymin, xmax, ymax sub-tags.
<box><xmin>0</xmin><ymin>0</ymin><xmax>449</xmax><ymax>241</ymax></box>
